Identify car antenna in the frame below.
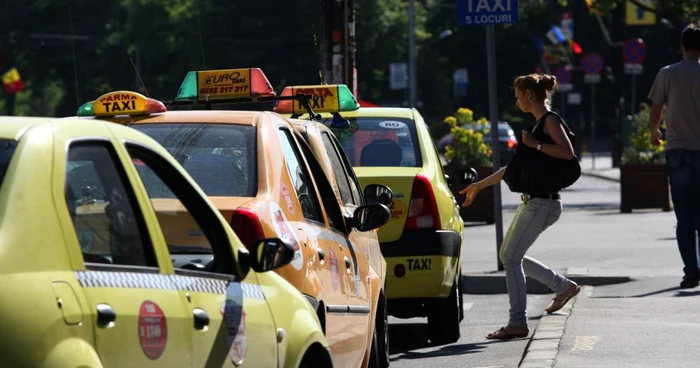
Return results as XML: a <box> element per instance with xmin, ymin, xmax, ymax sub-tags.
<box><xmin>129</xmin><ymin>56</ymin><xmax>150</xmax><ymax>97</ymax></box>
<box><xmin>195</xmin><ymin>0</ymin><xmax>206</xmax><ymax>69</ymax></box>
<box><xmin>68</xmin><ymin>3</ymin><xmax>80</xmax><ymax>109</ymax></box>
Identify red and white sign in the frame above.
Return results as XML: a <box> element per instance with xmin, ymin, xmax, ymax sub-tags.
<box><xmin>270</xmin><ymin>203</ymin><xmax>303</xmax><ymax>270</ymax></box>
<box><xmin>138</xmin><ymin>301</ymin><xmax>168</xmax><ymax>360</ymax></box>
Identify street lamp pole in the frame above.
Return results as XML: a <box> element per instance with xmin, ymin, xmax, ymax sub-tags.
<box><xmin>408</xmin><ymin>0</ymin><xmax>417</xmax><ymax>108</ymax></box>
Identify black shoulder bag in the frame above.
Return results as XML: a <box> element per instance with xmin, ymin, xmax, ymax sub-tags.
<box><xmin>503</xmin><ymin>111</ymin><xmax>581</xmax><ymax>194</ymax></box>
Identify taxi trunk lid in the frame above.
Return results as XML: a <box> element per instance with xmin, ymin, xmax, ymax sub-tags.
<box><xmin>354</xmin><ymin>166</ymin><xmax>422</xmax><ymax>243</ymax></box>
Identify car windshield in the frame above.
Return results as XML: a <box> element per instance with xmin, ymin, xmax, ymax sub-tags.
<box><xmin>322</xmin><ymin>117</ymin><xmax>422</xmax><ymax>167</ymax></box>
<box><xmin>131</xmin><ymin>123</ymin><xmax>256</xmax><ymax>197</ymax></box>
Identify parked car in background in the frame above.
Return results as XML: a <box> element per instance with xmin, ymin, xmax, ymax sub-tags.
<box><xmin>437</xmin><ymin>121</ymin><xmax>518</xmax><ymax>166</ymax></box>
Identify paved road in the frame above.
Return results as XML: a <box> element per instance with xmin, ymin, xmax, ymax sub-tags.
<box><xmin>388</xmin><ymin>174</ymin><xmax>700</xmax><ymax>368</ymax></box>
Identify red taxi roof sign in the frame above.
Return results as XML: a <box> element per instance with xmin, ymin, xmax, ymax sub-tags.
<box><xmin>175</xmin><ymin>68</ymin><xmax>276</xmax><ymax>102</ymax></box>
<box><xmin>77</xmin><ymin>91</ymin><xmax>166</xmax><ymax>117</ymax></box>
<box><xmin>273</xmin><ymin>84</ymin><xmax>360</xmax><ymax>115</ymax></box>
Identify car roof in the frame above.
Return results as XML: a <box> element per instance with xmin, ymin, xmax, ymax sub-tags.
<box><xmin>301</xmin><ymin>107</ymin><xmax>416</xmax><ymax>120</ymax></box>
<box><xmin>125</xmin><ymin>110</ymin><xmax>266</xmax><ymax>126</ymax></box>
<box><xmin>0</xmin><ymin>116</ymin><xmax>57</xmax><ymax>140</ymax></box>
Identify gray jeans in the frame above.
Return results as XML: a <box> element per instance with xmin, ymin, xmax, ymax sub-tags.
<box><xmin>500</xmin><ymin>197</ymin><xmax>575</xmax><ymax>327</ymax></box>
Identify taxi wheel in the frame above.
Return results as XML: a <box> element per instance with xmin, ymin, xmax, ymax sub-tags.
<box><xmin>458</xmin><ymin>273</ymin><xmax>465</xmax><ymax>322</ymax></box>
<box><xmin>369</xmin><ymin>293</ymin><xmax>390</xmax><ymax>368</ymax></box>
<box><xmin>427</xmin><ymin>275</ymin><xmax>461</xmax><ymax>345</ymax></box>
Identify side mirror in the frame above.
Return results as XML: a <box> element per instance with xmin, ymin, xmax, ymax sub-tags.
<box><xmin>351</xmin><ymin>203</ymin><xmax>391</xmax><ymax>232</ymax></box>
<box><xmin>449</xmin><ymin>167</ymin><xmax>479</xmax><ymax>188</ymax></box>
<box><xmin>364</xmin><ymin>184</ymin><xmax>393</xmax><ymax>206</ymax></box>
<box><xmin>249</xmin><ymin>238</ymin><xmax>295</xmax><ymax>273</ymax></box>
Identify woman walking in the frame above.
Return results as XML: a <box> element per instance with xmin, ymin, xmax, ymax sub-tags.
<box><xmin>459</xmin><ymin>73</ymin><xmax>580</xmax><ymax>340</ymax></box>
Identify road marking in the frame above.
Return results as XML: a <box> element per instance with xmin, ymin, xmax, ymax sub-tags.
<box><xmin>463</xmin><ymin>302</ymin><xmax>474</xmax><ymax>312</ymax></box>
<box><xmin>572</xmin><ymin>335</ymin><xmax>601</xmax><ymax>351</ymax></box>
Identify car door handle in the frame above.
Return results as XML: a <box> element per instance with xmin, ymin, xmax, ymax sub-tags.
<box><xmin>344</xmin><ymin>257</ymin><xmax>351</xmax><ymax>268</ymax></box>
<box><xmin>96</xmin><ymin>303</ymin><xmax>116</xmax><ymax>328</ymax></box>
<box><xmin>318</xmin><ymin>249</ymin><xmax>326</xmax><ymax>260</ymax></box>
<box><xmin>193</xmin><ymin>308</ymin><xmax>210</xmax><ymax>330</ymax></box>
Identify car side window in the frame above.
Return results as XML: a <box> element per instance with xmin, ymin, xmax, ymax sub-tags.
<box><xmin>126</xmin><ymin>144</ymin><xmax>239</xmax><ymax>277</ymax></box>
<box><xmin>321</xmin><ymin>132</ymin><xmax>356</xmax><ymax>206</ymax></box>
<box><xmin>278</xmin><ymin>128</ymin><xmax>324</xmax><ymax>223</ymax></box>
<box><xmin>65</xmin><ymin>141</ymin><xmax>156</xmax><ymax>268</ymax></box>
<box><xmin>328</xmin><ymin>132</ymin><xmax>364</xmax><ymax>206</ymax></box>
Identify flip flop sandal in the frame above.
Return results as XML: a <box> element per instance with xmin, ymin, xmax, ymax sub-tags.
<box><xmin>545</xmin><ymin>285</ymin><xmax>581</xmax><ymax>314</ymax></box>
<box><xmin>486</xmin><ymin>325</ymin><xmax>529</xmax><ymax>340</ymax></box>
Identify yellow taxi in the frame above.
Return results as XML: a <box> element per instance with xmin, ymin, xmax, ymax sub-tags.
<box><xmin>278</xmin><ymin>85</ymin><xmax>393</xmax><ymax>367</ymax></box>
<box><xmin>0</xmin><ymin>115</ymin><xmax>330</xmax><ymax>367</ymax></box>
<box><xmin>275</xmin><ymin>87</ymin><xmax>479</xmax><ymax>344</ymax></box>
<box><xmin>77</xmin><ymin>68</ymin><xmax>391</xmax><ymax>368</ymax></box>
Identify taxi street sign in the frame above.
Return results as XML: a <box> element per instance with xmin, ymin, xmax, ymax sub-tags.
<box><xmin>625</xmin><ymin>0</ymin><xmax>656</xmax><ymax>26</ymax></box>
<box><xmin>78</xmin><ymin>91</ymin><xmax>166</xmax><ymax>117</ymax></box>
<box><xmin>274</xmin><ymin>84</ymin><xmax>359</xmax><ymax>115</ymax></box>
<box><xmin>457</xmin><ymin>0</ymin><xmax>520</xmax><ymax>26</ymax></box>
<box><xmin>175</xmin><ymin>67</ymin><xmax>275</xmax><ymax>102</ymax></box>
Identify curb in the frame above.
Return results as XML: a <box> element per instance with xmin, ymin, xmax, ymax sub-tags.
<box><xmin>462</xmin><ymin>270</ymin><xmax>631</xmax><ymax>295</ymax></box>
<box><xmin>580</xmin><ymin>170</ymin><xmax>620</xmax><ymax>183</ymax></box>
<box><xmin>518</xmin><ymin>285</ymin><xmax>593</xmax><ymax>368</ymax></box>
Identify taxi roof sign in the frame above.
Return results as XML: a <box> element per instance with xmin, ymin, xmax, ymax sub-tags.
<box><xmin>273</xmin><ymin>84</ymin><xmax>359</xmax><ymax>115</ymax></box>
<box><xmin>77</xmin><ymin>91</ymin><xmax>166</xmax><ymax>117</ymax></box>
<box><xmin>175</xmin><ymin>67</ymin><xmax>275</xmax><ymax>102</ymax></box>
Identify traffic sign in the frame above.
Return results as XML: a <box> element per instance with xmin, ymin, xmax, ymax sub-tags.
<box><xmin>457</xmin><ymin>0</ymin><xmax>519</xmax><ymax>26</ymax></box>
<box><xmin>582</xmin><ymin>53</ymin><xmax>604</xmax><ymax>74</ymax></box>
<box><xmin>554</xmin><ymin>66</ymin><xmax>573</xmax><ymax>92</ymax></box>
<box><xmin>622</xmin><ymin>38</ymin><xmax>646</xmax><ymax>64</ymax></box>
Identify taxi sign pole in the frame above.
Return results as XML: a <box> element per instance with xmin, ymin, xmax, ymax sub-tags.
<box><xmin>457</xmin><ymin>0</ymin><xmax>519</xmax><ymax>271</ymax></box>
<box><xmin>486</xmin><ymin>25</ymin><xmax>504</xmax><ymax>271</ymax></box>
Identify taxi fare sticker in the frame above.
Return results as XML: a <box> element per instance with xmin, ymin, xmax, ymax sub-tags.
<box><xmin>388</xmin><ymin>200</ymin><xmax>407</xmax><ymax>220</ymax></box>
<box><xmin>329</xmin><ymin>246</ymin><xmax>339</xmax><ymax>291</ymax></box>
<box><xmin>280</xmin><ymin>183</ymin><xmax>295</xmax><ymax>214</ymax></box>
<box><xmin>95</xmin><ymin>92</ymin><xmax>145</xmax><ymax>115</ymax></box>
<box><xmin>197</xmin><ymin>69</ymin><xmax>252</xmax><ymax>99</ymax></box>
<box><xmin>269</xmin><ymin>202</ymin><xmax>304</xmax><ymax>270</ymax></box>
<box><xmin>222</xmin><ymin>282</ymin><xmax>246</xmax><ymax>365</ymax></box>
<box><xmin>138</xmin><ymin>301</ymin><xmax>168</xmax><ymax>360</ymax></box>
<box><xmin>292</xmin><ymin>86</ymin><xmax>339</xmax><ymax>114</ymax></box>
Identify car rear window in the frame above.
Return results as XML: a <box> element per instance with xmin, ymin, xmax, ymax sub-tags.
<box><xmin>131</xmin><ymin>123</ymin><xmax>256</xmax><ymax>197</ymax></box>
<box><xmin>0</xmin><ymin>139</ymin><xmax>17</xmax><ymax>188</ymax></box>
<box><xmin>323</xmin><ymin>117</ymin><xmax>422</xmax><ymax>167</ymax></box>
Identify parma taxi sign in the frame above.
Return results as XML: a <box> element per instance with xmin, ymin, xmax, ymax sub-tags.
<box><xmin>273</xmin><ymin>84</ymin><xmax>360</xmax><ymax>115</ymax></box>
<box><xmin>175</xmin><ymin>67</ymin><xmax>276</xmax><ymax>102</ymax></box>
<box><xmin>77</xmin><ymin>91</ymin><xmax>166</xmax><ymax>117</ymax></box>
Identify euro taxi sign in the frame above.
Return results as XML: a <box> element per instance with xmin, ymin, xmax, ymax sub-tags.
<box><xmin>274</xmin><ymin>84</ymin><xmax>360</xmax><ymax>115</ymax></box>
<box><xmin>77</xmin><ymin>91</ymin><xmax>166</xmax><ymax>117</ymax></box>
<box><xmin>175</xmin><ymin>67</ymin><xmax>276</xmax><ymax>102</ymax></box>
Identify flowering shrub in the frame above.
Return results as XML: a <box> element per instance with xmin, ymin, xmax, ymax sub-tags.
<box><xmin>621</xmin><ymin>103</ymin><xmax>666</xmax><ymax>165</ymax></box>
<box><xmin>443</xmin><ymin>107</ymin><xmax>493</xmax><ymax>167</ymax></box>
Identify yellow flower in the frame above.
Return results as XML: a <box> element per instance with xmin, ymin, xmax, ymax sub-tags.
<box><xmin>444</xmin><ymin>116</ymin><xmax>457</xmax><ymax>128</ymax></box>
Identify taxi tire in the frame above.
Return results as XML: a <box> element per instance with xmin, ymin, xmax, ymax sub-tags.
<box><xmin>458</xmin><ymin>273</ymin><xmax>465</xmax><ymax>322</ymax></box>
<box><xmin>427</xmin><ymin>275</ymin><xmax>461</xmax><ymax>345</ymax></box>
<box><xmin>369</xmin><ymin>293</ymin><xmax>390</xmax><ymax>368</ymax></box>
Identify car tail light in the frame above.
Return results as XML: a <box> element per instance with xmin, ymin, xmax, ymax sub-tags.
<box><xmin>230</xmin><ymin>208</ymin><xmax>265</xmax><ymax>249</ymax></box>
<box><xmin>405</xmin><ymin>174</ymin><xmax>441</xmax><ymax>230</ymax></box>
<box><xmin>507</xmin><ymin>137</ymin><xmax>517</xmax><ymax>149</ymax></box>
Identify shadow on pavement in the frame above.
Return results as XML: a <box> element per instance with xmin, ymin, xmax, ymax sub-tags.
<box><xmin>675</xmin><ymin>290</ymin><xmax>700</xmax><ymax>297</ymax></box>
<box><xmin>593</xmin><ymin>285</ymin><xmax>681</xmax><ymax>298</ymax></box>
<box><xmin>388</xmin><ymin>323</ymin><xmax>510</xmax><ymax>361</ymax></box>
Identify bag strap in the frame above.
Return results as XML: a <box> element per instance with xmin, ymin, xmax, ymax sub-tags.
<box><xmin>533</xmin><ymin>111</ymin><xmax>573</xmax><ymax>136</ymax></box>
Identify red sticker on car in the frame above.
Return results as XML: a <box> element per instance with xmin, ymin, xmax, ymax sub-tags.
<box><xmin>329</xmin><ymin>247</ymin><xmax>339</xmax><ymax>291</ymax></box>
<box><xmin>280</xmin><ymin>183</ymin><xmax>295</xmax><ymax>214</ymax></box>
<box><xmin>138</xmin><ymin>301</ymin><xmax>168</xmax><ymax>360</ymax></box>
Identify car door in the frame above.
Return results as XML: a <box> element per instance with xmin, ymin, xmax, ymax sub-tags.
<box><xmin>124</xmin><ymin>142</ymin><xmax>278</xmax><ymax>368</ymax></box>
<box><xmin>290</xmin><ymin>129</ymin><xmax>370</xmax><ymax>366</ymax></box>
<box><xmin>62</xmin><ymin>140</ymin><xmax>192</xmax><ymax>368</ymax></box>
<box><xmin>276</xmin><ymin>126</ymin><xmax>358</xmax><ymax>363</ymax></box>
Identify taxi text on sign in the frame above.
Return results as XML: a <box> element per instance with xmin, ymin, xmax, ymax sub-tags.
<box><xmin>93</xmin><ymin>92</ymin><xmax>145</xmax><ymax>115</ymax></box>
<box><xmin>196</xmin><ymin>69</ymin><xmax>252</xmax><ymax>99</ymax></box>
<box><xmin>290</xmin><ymin>85</ymin><xmax>340</xmax><ymax>114</ymax></box>
<box><xmin>457</xmin><ymin>0</ymin><xmax>520</xmax><ymax>27</ymax></box>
